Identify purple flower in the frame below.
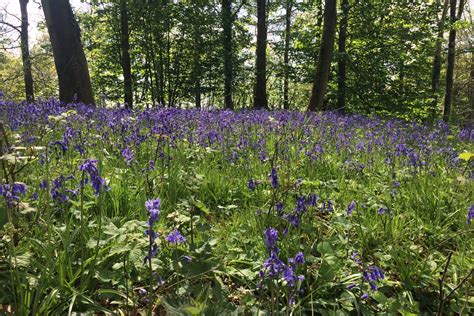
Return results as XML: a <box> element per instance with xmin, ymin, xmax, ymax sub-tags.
<box><xmin>262</xmin><ymin>251</ymin><xmax>285</xmax><ymax>278</ymax></box>
<box><xmin>166</xmin><ymin>229</ymin><xmax>186</xmax><ymax>245</ymax></box>
<box><xmin>276</xmin><ymin>202</ymin><xmax>284</xmax><ymax>214</ymax></box>
<box><xmin>467</xmin><ymin>205</ymin><xmax>474</xmax><ymax>224</ymax></box>
<box><xmin>347</xmin><ymin>200</ymin><xmax>355</xmax><ymax>215</ymax></box>
<box><xmin>270</xmin><ymin>168</ymin><xmax>278</xmax><ymax>189</ymax></box>
<box><xmin>79</xmin><ymin>159</ymin><xmax>108</xmax><ymax>195</ymax></box>
<box><xmin>122</xmin><ymin>146</ymin><xmax>135</xmax><ymax>165</ymax></box>
<box><xmin>145</xmin><ymin>198</ymin><xmax>161</xmax><ymax>212</ymax></box>
<box><xmin>282</xmin><ymin>265</ymin><xmax>295</xmax><ymax>286</ymax></box>
<box><xmin>39</xmin><ymin>179</ymin><xmax>49</xmax><ymax>190</ymax></box>
<box><xmin>144</xmin><ymin>198</ymin><xmax>161</xmax><ymax>264</ymax></box>
<box><xmin>248</xmin><ymin>178</ymin><xmax>256</xmax><ymax>191</ymax></box>
<box><xmin>361</xmin><ymin>293</ymin><xmax>369</xmax><ymax>299</ymax></box>
<box><xmin>12</xmin><ymin>182</ymin><xmax>27</xmax><ymax>196</ymax></box>
<box><xmin>294</xmin><ymin>252</ymin><xmax>304</xmax><ymax>265</ymax></box>
<box><xmin>347</xmin><ymin>284</ymin><xmax>357</xmax><ymax>290</ymax></box>
<box><xmin>264</xmin><ymin>227</ymin><xmax>278</xmax><ymax>251</ymax></box>
<box><xmin>306</xmin><ymin>193</ymin><xmax>318</xmax><ymax>207</ymax></box>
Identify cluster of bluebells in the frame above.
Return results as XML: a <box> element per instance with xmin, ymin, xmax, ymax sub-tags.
<box><xmin>79</xmin><ymin>159</ymin><xmax>109</xmax><ymax>195</ymax></box>
<box><xmin>0</xmin><ymin>182</ymin><xmax>27</xmax><ymax>205</ymax></box>
<box><xmin>259</xmin><ymin>227</ymin><xmax>305</xmax><ymax>305</ymax></box>
<box><xmin>144</xmin><ymin>198</ymin><xmax>161</xmax><ymax>264</ymax></box>
<box><xmin>47</xmin><ymin>175</ymin><xmax>78</xmax><ymax>203</ymax></box>
<box><xmin>165</xmin><ymin>229</ymin><xmax>186</xmax><ymax>245</ymax></box>
<box><xmin>347</xmin><ymin>251</ymin><xmax>385</xmax><ymax>299</ymax></box>
<box><xmin>121</xmin><ymin>146</ymin><xmax>135</xmax><ymax>166</ymax></box>
<box><xmin>282</xmin><ymin>193</ymin><xmax>318</xmax><ymax>228</ymax></box>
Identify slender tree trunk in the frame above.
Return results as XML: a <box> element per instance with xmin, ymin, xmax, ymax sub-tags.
<box><xmin>336</xmin><ymin>0</ymin><xmax>349</xmax><ymax>112</ymax></box>
<box><xmin>283</xmin><ymin>0</ymin><xmax>292</xmax><ymax>110</ymax></box>
<box><xmin>120</xmin><ymin>0</ymin><xmax>133</xmax><ymax>109</ymax></box>
<box><xmin>19</xmin><ymin>0</ymin><xmax>34</xmax><ymax>101</ymax></box>
<box><xmin>469</xmin><ymin>49</ymin><xmax>474</xmax><ymax>122</ymax></box>
<box><xmin>432</xmin><ymin>0</ymin><xmax>449</xmax><ymax>94</ymax></box>
<box><xmin>222</xmin><ymin>0</ymin><xmax>234</xmax><ymax>110</ymax></box>
<box><xmin>308</xmin><ymin>0</ymin><xmax>337</xmax><ymax>112</ymax></box>
<box><xmin>41</xmin><ymin>0</ymin><xmax>94</xmax><ymax>105</ymax></box>
<box><xmin>443</xmin><ymin>0</ymin><xmax>465</xmax><ymax>121</ymax></box>
<box><xmin>192</xmin><ymin>9</ymin><xmax>201</xmax><ymax>109</ymax></box>
<box><xmin>253</xmin><ymin>0</ymin><xmax>268</xmax><ymax>109</ymax></box>
<box><xmin>166</xmin><ymin>20</ymin><xmax>171</xmax><ymax>107</ymax></box>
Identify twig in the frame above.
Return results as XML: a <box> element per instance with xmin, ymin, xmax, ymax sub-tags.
<box><xmin>437</xmin><ymin>252</ymin><xmax>453</xmax><ymax>316</ymax></box>
<box><xmin>445</xmin><ymin>268</ymin><xmax>474</xmax><ymax>301</ymax></box>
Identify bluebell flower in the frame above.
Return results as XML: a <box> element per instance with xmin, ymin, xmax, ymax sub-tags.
<box><xmin>39</xmin><ymin>179</ymin><xmax>49</xmax><ymax>190</ymax></box>
<box><xmin>79</xmin><ymin>159</ymin><xmax>108</xmax><ymax>195</ymax></box>
<box><xmin>363</xmin><ymin>266</ymin><xmax>385</xmax><ymax>292</ymax></box>
<box><xmin>347</xmin><ymin>200</ymin><xmax>355</xmax><ymax>215</ymax></box>
<box><xmin>327</xmin><ymin>200</ymin><xmax>334</xmax><ymax>212</ymax></box>
<box><xmin>270</xmin><ymin>168</ymin><xmax>278</xmax><ymax>189</ymax></box>
<box><xmin>12</xmin><ymin>182</ymin><xmax>27</xmax><ymax>197</ymax></box>
<box><xmin>145</xmin><ymin>198</ymin><xmax>161</xmax><ymax>213</ymax></box>
<box><xmin>295</xmin><ymin>196</ymin><xmax>307</xmax><ymax>214</ymax></box>
<box><xmin>276</xmin><ymin>202</ymin><xmax>284</xmax><ymax>214</ymax></box>
<box><xmin>282</xmin><ymin>265</ymin><xmax>295</xmax><ymax>286</ymax></box>
<box><xmin>1</xmin><ymin>182</ymin><xmax>28</xmax><ymax>203</ymax></box>
<box><xmin>166</xmin><ymin>229</ymin><xmax>186</xmax><ymax>245</ymax></box>
<box><xmin>144</xmin><ymin>198</ymin><xmax>161</xmax><ymax>264</ymax></box>
<box><xmin>264</xmin><ymin>227</ymin><xmax>278</xmax><ymax>251</ymax></box>
<box><xmin>262</xmin><ymin>251</ymin><xmax>285</xmax><ymax>278</ymax></box>
<box><xmin>294</xmin><ymin>252</ymin><xmax>304</xmax><ymax>265</ymax></box>
<box><xmin>306</xmin><ymin>193</ymin><xmax>318</xmax><ymax>207</ymax></box>
<box><xmin>468</xmin><ymin>205</ymin><xmax>474</xmax><ymax>224</ymax></box>
<box><xmin>248</xmin><ymin>178</ymin><xmax>256</xmax><ymax>191</ymax></box>
<box><xmin>122</xmin><ymin>146</ymin><xmax>135</xmax><ymax>165</ymax></box>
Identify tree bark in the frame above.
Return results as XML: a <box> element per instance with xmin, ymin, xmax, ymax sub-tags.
<box><xmin>120</xmin><ymin>0</ymin><xmax>133</xmax><ymax>109</ymax></box>
<box><xmin>283</xmin><ymin>0</ymin><xmax>292</xmax><ymax>110</ymax></box>
<box><xmin>308</xmin><ymin>0</ymin><xmax>337</xmax><ymax>112</ymax></box>
<box><xmin>41</xmin><ymin>0</ymin><xmax>94</xmax><ymax>105</ymax></box>
<box><xmin>253</xmin><ymin>0</ymin><xmax>268</xmax><ymax>109</ymax></box>
<box><xmin>222</xmin><ymin>0</ymin><xmax>234</xmax><ymax>110</ymax></box>
<box><xmin>336</xmin><ymin>0</ymin><xmax>349</xmax><ymax>112</ymax></box>
<box><xmin>19</xmin><ymin>0</ymin><xmax>34</xmax><ymax>101</ymax></box>
<box><xmin>443</xmin><ymin>0</ymin><xmax>464</xmax><ymax>121</ymax></box>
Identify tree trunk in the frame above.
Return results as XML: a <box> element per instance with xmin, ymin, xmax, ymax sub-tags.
<box><xmin>469</xmin><ymin>49</ymin><xmax>474</xmax><ymax>123</ymax></box>
<box><xmin>19</xmin><ymin>0</ymin><xmax>34</xmax><ymax>101</ymax></box>
<box><xmin>192</xmin><ymin>10</ymin><xmax>201</xmax><ymax>109</ymax></box>
<box><xmin>253</xmin><ymin>0</ymin><xmax>268</xmax><ymax>109</ymax></box>
<box><xmin>443</xmin><ymin>0</ymin><xmax>464</xmax><ymax>121</ymax></box>
<box><xmin>336</xmin><ymin>0</ymin><xmax>349</xmax><ymax>112</ymax></box>
<box><xmin>283</xmin><ymin>0</ymin><xmax>292</xmax><ymax>110</ymax></box>
<box><xmin>41</xmin><ymin>0</ymin><xmax>94</xmax><ymax>105</ymax></box>
<box><xmin>308</xmin><ymin>0</ymin><xmax>337</xmax><ymax>112</ymax></box>
<box><xmin>432</xmin><ymin>0</ymin><xmax>449</xmax><ymax>95</ymax></box>
<box><xmin>222</xmin><ymin>0</ymin><xmax>234</xmax><ymax>110</ymax></box>
<box><xmin>120</xmin><ymin>0</ymin><xmax>133</xmax><ymax>109</ymax></box>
